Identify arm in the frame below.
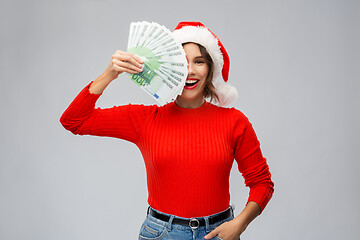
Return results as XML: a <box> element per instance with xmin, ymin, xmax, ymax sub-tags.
<box><xmin>205</xmin><ymin>113</ymin><xmax>274</xmax><ymax>240</ymax></box>
<box><xmin>60</xmin><ymin>51</ymin><xmax>146</xmax><ymax>141</ymax></box>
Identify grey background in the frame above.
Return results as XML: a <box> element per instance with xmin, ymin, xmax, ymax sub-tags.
<box><xmin>1</xmin><ymin>0</ymin><xmax>359</xmax><ymax>239</ymax></box>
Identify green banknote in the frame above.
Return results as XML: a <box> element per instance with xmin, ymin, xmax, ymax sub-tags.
<box><xmin>127</xmin><ymin>46</ymin><xmax>160</xmax><ymax>87</ymax></box>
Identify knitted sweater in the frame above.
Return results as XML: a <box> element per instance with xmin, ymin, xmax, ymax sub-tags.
<box><xmin>60</xmin><ymin>81</ymin><xmax>274</xmax><ymax>218</ymax></box>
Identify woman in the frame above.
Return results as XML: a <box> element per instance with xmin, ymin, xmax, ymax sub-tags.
<box><xmin>60</xmin><ymin>22</ymin><xmax>274</xmax><ymax>240</ymax></box>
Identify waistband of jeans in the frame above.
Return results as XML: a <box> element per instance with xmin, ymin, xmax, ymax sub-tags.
<box><xmin>146</xmin><ymin>205</ymin><xmax>234</xmax><ymax>229</ymax></box>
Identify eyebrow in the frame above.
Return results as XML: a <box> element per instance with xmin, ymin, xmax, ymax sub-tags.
<box><xmin>186</xmin><ymin>55</ymin><xmax>204</xmax><ymax>61</ymax></box>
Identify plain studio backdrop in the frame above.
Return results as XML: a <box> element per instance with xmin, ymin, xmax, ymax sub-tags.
<box><xmin>0</xmin><ymin>0</ymin><xmax>359</xmax><ymax>239</ymax></box>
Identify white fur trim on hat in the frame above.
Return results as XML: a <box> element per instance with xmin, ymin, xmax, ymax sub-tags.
<box><xmin>213</xmin><ymin>81</ymin><xmax>238</xmax><ymax>106</ymax></box>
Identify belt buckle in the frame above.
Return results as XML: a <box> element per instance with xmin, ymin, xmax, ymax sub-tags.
<box><xmin>189</xmin><ymin>218</ymin><xmax>200</xmax><ymax>229</ymax></box>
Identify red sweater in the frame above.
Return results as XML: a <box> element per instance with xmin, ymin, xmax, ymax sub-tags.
<box><xmin>60</xmin><ymin>82</ymin><xmax>274</xmax><ymax>218</ymax></box>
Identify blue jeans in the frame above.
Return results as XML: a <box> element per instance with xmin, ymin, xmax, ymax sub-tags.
<box><xmin>138</xmin><ymin>206</ymin><xmax>240</xmax><ymax>240</ymax></box>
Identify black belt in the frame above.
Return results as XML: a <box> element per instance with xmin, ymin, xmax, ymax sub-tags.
<box><xmin>148</xmin><ymin>207</ymin><xmax>232</xmax><ymax>229</ymax></box>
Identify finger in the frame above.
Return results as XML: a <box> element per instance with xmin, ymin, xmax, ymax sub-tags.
<box><xmin>112</xmin><ymin>58</ymin><xmax>142</xmax><ymax>72</ymax></box>
<box><xmin>204</xmin><ymin>229</ymin><xmax>220</xmax><ymax>239</ymax></box>
<box><xmin>117</xmin><ymin>54</ymin><xmax>144</xmax><ymax>68</ymax></box>
<box><xmin>112</xmin><ymin>51</ymin><xmax>143</xmax><ymax>66</ymax></box>
<box><xmin>117</xmin><ymin>50</ymin><xmax>144</xmax><ymax>64</ymax></box>
<box><xmin>126</xmin><ymin>52</ymin><xmax>144</xmax><ymax>64</ymax></box>
<box><xmin>114</xmin><ymin>66</ymin><xmax>138</xmax><ymax>74</ymax></box>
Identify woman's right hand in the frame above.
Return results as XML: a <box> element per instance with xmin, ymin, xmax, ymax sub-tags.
<box><xmin>89</xmin><ymin>51</ymin><xmax>144</xmax><ymax>94</ymax></box>
<box><xmin>106</xmin><ymin>50</ymin><xmax>144</xmax><ymax>80</ymax></box>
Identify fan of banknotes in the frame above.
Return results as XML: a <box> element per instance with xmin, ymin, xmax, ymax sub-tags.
<box><xmin>126</xmin><ymin>21</ymin><xmax>188</xmax><ymax>105</ymax></box>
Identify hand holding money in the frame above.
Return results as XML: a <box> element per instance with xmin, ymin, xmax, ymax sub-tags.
<box><xmin>106</xmin><ymin>50</ymin><xmax>144</xmax><ymax>79</ymax></box>
<box><xmin>89</xmin><ymin>51</ymin><xmax>144</xmax><ymax>94</ymax></box>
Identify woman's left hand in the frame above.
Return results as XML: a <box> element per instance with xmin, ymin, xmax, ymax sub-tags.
<box><xmin>204</xmin><ymin>219</ymin><xmax>246</xmax><ymax>240</ymax></box>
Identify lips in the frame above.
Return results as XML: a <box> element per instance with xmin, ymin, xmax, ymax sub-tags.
<box><xmin>184</xmin><ymin>78</ymin><xmax>199</xmax><ymax>90</ymax></box>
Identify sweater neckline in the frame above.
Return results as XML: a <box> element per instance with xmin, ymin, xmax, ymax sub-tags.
<box><xmin>169</xmin><ymin>100</ymin><xmax>210</xmax><ymax>114</ymax></box>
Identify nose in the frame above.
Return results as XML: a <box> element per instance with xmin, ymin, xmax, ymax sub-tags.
<box><xmin>187</xmin><ymin>63</ymin><xmax>196</xmax><ymax>75</ymax></box>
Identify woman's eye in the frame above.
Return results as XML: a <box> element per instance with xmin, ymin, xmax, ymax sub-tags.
<box><xmin>195</xmin><ymin>60</ymin><xmax>204</xmax><ymax>64</ymax></box>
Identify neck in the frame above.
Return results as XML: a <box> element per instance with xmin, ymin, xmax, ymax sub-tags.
<box><xmin>175</xmin><ymin>96</ymin><xmax>205</xmax><ymax>109</ymax></box>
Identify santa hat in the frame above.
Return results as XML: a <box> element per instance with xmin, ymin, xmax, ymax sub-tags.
<box><xmin>173</xmin><ymin>21</ymin><xmax>238</xmax><ymax>106</ymax></box>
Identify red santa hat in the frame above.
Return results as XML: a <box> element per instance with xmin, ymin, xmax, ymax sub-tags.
<box><xmin>173</xmin><ymin>21</ymin><xmax>238</xmax><ymax>106</ymax></box>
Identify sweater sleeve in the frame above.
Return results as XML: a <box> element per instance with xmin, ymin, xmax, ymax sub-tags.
<box><xmin>60</xmin><ymin>81</ymin><xmax>157</xmax><ymax>143</ymax></box>
<box><xmin>233</xmin><ymin>111</ymin><xmax>274</xmax><ymax>214</ymax></box>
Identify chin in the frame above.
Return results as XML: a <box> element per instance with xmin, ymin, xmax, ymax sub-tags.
<box><xmin>179</xmin><ymin>91</ymin><xmax>201</xmax><ymax>101</ymax></box>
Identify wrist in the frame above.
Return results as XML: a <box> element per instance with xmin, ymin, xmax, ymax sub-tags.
<box><xmin>89</xmin><ymin>70</ymin><xmax>116</xmax><ymax>94</ymax></box>
<box><xmin>231</xmin><ymin>202</ymin><xmax>260</xmax><ymax>233</ymax></box>
<box><xmin>232</xmin><ymin>216</ymin><xmax>249</xmax><ymax>231</ymax></box>
<box><xmin>103</xmin><ymin>67</ymin><xmax>118</xmax><ymax>81</ymax></box>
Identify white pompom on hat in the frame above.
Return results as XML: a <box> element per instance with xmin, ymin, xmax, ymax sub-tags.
<box><xmin>173</xmin><ymin>21</ymin><xmax>238</xmax><ymax>106</ymax></box>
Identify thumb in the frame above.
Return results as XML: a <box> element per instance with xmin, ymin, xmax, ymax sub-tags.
<box><xmin>204</xmin><ymin>228</ymin><xmax>220</xmax><ymax>239</ymax></box>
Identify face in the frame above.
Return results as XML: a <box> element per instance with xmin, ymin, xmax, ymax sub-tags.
<box><xmin>179</xmin><ymin>43</ymin><xmax>209</xmax><ymax>102</ymax></box>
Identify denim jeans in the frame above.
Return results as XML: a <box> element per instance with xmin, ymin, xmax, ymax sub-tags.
<box><xmin>138</xmin><ymin>206</ymin><xmax>240</xmax><ymax>240</ymax></box>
